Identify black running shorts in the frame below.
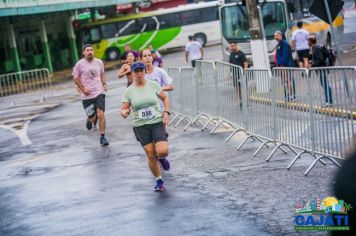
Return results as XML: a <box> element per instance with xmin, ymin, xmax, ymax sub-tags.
<box><xmin>133</xmin><ymin>122</ymin><xmax>168</xmax><ymax>147</ymax></box>
<box><xmin>82</xmin><ymin>94</ymin><xmax>106</xmax><ymax>118</ymax></box>
<box><xmin>297</xmin><ymin>49</ymin><xmax>310</xmax><ymax>62</ymax></box>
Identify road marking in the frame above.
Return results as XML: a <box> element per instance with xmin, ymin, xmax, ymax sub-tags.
<box><xmin>0</xmin><ymin>119</ymin><xmax>33</xmax><ymax>146</ymax></box>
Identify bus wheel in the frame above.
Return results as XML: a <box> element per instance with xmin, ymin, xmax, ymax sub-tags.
<box><xmin>326</xmin><ymin>34</ymin><xmax>332</xmax><ymax>49</ymax></box>
<box><xmin>194</xmin><ymin>33</ymin><xmax>207</xmax><ymax>47</ymax></box>
<box><xmin>106</xmin><ymin>48</ymin><xmax>120</xmax><ymax>61</ymax></box>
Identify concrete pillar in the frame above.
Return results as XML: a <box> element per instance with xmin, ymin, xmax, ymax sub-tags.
<box><xmin>8</xmin><ymin>24</ymin><xmax>21</xmax><ymax>73</ymax></box>
<box><xmin>66</xmin><ymin>17</ymin><xmax>79</xmax><ymax>64</ymax></box>
<box><xmin>39</xmin><ymin>20</ymin><xmax>53</xmax><ymax>73</ymax></box>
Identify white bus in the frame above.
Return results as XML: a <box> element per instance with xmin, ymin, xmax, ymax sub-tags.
<box><xmin>219</xmin><ymin>0</ymin><xmax>344</xmax><ymax>64</ymax></box>
<box><xmin>78</xmin><ymin>1</ymin><xmax>221</xmax><ymax>60</ymax></box>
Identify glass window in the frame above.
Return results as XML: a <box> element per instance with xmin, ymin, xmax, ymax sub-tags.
<box><xmin>180</xmin><ymin>9</ymin><xmax>202</xmax><ymax>25</ymax></box>
<box><xmin>220</xmin><ymin>3</ymin><xmax>286</xmax><ymax>41</ymax></box>
<box><xmin>200</xmin><ymin>7</ymin><xmax>218</xmax><ymax>22</ymax></box>
<box><xmin>117</xmin><ymin>20</ymin><xmax>139</xmax><ymax>36</ymax></box>
<box><xmin>90</xmin><ymin>28</ymin><xmax>101</xmax><ymax>42</ymax></box>
<box><xmin>157</xmin><ymin>14</ymin><xmax>181</xmax><ymax>29</ymax></box>
<box><xmin>261</xmin><ymin>2</ymin><xmax>286</xmax><ymax>38</ymax></box>
<box><xmin>101</xmin><ymin>23</ymin><xmax>117</xmax><ymax>38</ymax></box>
<box><xmin>221</xmin><ymin>5</ymin><xmax>250</xmax><ymax>41</ymax></box>
<box><xmin>137</xmin><ymin>17</ymin><xmax>158</xmax><ymax>32</ymax></box>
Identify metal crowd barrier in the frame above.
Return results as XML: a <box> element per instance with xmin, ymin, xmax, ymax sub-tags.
<box><xmin>0</xmin><ymin>68</ymin><xmax>52</xmax><ymax>106</ymax></box>
<box><xmin>287</xmin><ymin>67</ymin><xmax>356</xmax><ymax>174</ymax></box>
<box><xmin>211</xmin><ymin>61</ymin><xmax>245</xmax><ymax>137</ymax></box>
<box><xmin>168</xmin><ymin>61</ymin><xmax>356</xmax><ymax>175</ymax></box>
<box><xmin>167</xmin><ymin>67</ymin><xmax>182</xmax><ymax>125</ymax></box>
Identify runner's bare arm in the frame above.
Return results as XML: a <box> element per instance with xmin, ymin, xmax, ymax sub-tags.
<box><xmin>100</xmin><ymin>72</ymin><xmax>108</xmax><ymax>91</ymax></box>
<box><xmin>162</xmin><ymin>84</ymin><xmax>174</xmax><ymax>91</ymax></box>
<box><xmin>118</xmin><ymin>64</ymin><xmax>130</xmax><ymax>78</ymax></box>
<box><xmin>200</xmin><ymin>48</ymin><xmax>204</xmax><ymax>59</ymax></box>
<box><xmin>73</xmin><ymin>76</ymin><xmax>90</xmax><ymax>96</ymax></box>
<box><xmin>158</xmin><ymin>91</ymin><xmax>170</xmax><ymax>126</ymax></box>
<box><xmin>185</xmin><ymin>51</ymin><xmax>189</xmax><ymax>63</ymax></box>
<box><xmin>121</xmin><ymin>102</ymin><xmax>131</xmax><ymax>118</ymax></box>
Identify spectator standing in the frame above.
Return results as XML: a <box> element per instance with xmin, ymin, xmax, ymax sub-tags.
<box><xmin>291</xmin><ymin>21</ymin><xmax>310</xmax><ymax>68</ymax></box>
<box><xmin>274</xmin><ymin>30</ymin><xmax>296</xmax><ymax>101</ymax></box>
<box><xmin>185</xmin><ymin>35</ymin><xmax>203</xmax><ymax>68</ymax></box>
<box><xmin>309</xmin><ymin>35</ymin><xmax>333</xmax><ymax>106</ymax></box>
<box><xmin>229</xmin><ymin>41</ymin><xmax>248</xmax><ymax>105</ymax></box>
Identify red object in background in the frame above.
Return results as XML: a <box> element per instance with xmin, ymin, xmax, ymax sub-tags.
<box><xmin>73</xmin><ymin>20</ymin><xmax>79</xmax><ymax>28</ymax></box>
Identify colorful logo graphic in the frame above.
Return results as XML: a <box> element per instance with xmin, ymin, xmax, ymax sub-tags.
<box><xmin>294</xmin><ymin>197</ymin><xmax>351</xmax><ymax>231</ymax></box>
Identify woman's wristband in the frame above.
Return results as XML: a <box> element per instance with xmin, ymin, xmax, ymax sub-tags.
<box><xmin>163</xmin><ymin>110</ymin><xmax>171</xmax><ymax>115</ymax></box>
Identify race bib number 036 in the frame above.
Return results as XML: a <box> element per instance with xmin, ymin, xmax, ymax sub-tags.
<box><xmin>138</xmin><ymin>107</ymin><xmax>156</xmax><ymax>120</ymax></box>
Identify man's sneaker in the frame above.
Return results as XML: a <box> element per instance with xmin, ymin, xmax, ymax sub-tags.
<box><xmin>154</xmin><ymin>179</ymin><xmax>165</xmax><ymax>191</ymax></box>
<box><xmin>86</xmin><ymin>120</ymin><xmax>92</xmax><ymax>130</ymax></box>
<box><xmin>100</xmin><ymin>136</ymin><xmax>109</xmax><ymax>146</ymax></box>
<box><xmin>158</xmin><ymin>158</ymin><xmax>170</xmax><ymax>171</ymax></box>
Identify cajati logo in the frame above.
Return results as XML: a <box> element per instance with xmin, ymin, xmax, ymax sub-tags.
<box><xmin>294</xmin><ymin>197</ymin><xmax>352</xmax><ymax>231</ymax></box>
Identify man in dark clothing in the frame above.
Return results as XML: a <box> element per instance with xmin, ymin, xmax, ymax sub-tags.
<box><xmin>274</xmin><ymin>30</ymin><xmax>296</xmax><ymax>101</ymax></box>
<box><xmin>229</xmin><ymin>41</ymin><xmax>248</xmax><ymax>105</ymax></box>
<box><xmin>309</xmin><ymin>35</ymin><xmax>333</xmax><ymax>106</ymax></box>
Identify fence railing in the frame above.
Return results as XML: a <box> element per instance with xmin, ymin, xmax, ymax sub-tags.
<box><xmin>168</xmin><ymin>61</ymin><xmax>356</xmax><ymax>175</ymax></box>
<box><xmin>0</xmin><ymin>68</ymin><xmax>52</xmax><ymax>106</ymax></box>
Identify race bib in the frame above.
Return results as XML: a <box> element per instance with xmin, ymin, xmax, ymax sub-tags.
<box><xmin>85</xmin><ymin>104</ymin><xmax>95</xmax><ymax>117</ymax></box>
<box><xmin>138</xmin><ymin>106</ymin><xmax>156</xmax><ymax>120</ymax></box>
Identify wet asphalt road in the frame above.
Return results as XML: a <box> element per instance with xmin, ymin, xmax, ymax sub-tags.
<box><xmin>3</xmin><ymin>6</ymin><xmax>356</xmax><ymax>234</ymax></box>
<box><xmin>0</xmin><ymin>69</ymin><xmax>339</xmax><ymax>236</ymax></box>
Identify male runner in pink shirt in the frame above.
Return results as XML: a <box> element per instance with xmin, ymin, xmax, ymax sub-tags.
<box><xmin>73</xmin><ymin>44</ymin><xmax>109</xmax><ymax>146</ymax></box>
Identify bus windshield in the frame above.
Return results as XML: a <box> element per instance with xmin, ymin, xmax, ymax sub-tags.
<box><xmin>221</xmin><ymin>2</ymin><xmax>286</xmax><ymax>41</ymax></box>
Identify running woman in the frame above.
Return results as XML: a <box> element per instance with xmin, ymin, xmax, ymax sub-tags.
<box><xmin>141</xmin><ymin>49</ymin><xmax>173</xmax><ymax>91</ymax></box>
<box><xmin>118</xmin><ymin>52</ymin><xmax>135</xmax><ymax>87</ymax></box>
<box><xmin>121</xmin><ymin>62</ymin><xmax>171</xmax><ymax>191</ymax></box>
<box><xmin>73</xmin><ymin>44</ymin><xmax>109</xmax><ymax>146</ymax></box>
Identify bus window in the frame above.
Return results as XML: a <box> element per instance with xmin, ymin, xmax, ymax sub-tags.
<box><xmin>101</xmin><ymin>23</ymin><xmax>117</xmax><ymax>39</ymax></box>
<box><xmin>180</xmin><ymin>9</ymin><xmax>202</xmax><ymax>25</ymax></box>
<box><xmin>90</xmin><ymin>28</ymin><xmax>101</xmax><ymax>42</ymax></box>
<box><xmin>200</xmin><ymin>6</ymin><xmax>218</xmax><ymax>22</ymax></box>
<box><xmin>137</xmin><ymin>17</ymin><xmax>157</xmax><ymax>33</ymax></box>
<box><xmin>117</xmin><ymin>20</ymin><xmax>139</xmax><ymax>36</ymax></box>
<box><xmin>221</xmin><ymin>5</ymin><xmax>249</xmax><ymax>41</ymax></box>
<box><xmin>262</xmin><ymin>2</ymin><xmax>286</xmax><ymax>38</ymax></box>
<box><xmin>157</xmin><ymin>14</ymin><xmax>181</xmax><ymax>29</ymax></box>
<box><xmin>83</xmin><ymin>27</ymin><xmax>101</xmax><ymax>43</ymax></box>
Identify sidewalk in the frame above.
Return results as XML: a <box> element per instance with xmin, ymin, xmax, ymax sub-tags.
<box><xmin>0</xmin><ymin>70</ymin><xmax>338</xmax><ymax>235</ymax></box>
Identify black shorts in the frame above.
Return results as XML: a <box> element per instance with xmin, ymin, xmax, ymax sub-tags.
<box><xmin>133</xmin><ymin>122</ymin><xmax>168</xmax><ymax>147</ymax></box>
<box><xmin>82</xmin><ymin>94</ymin><xmax>106</xmax><ymax>118</ymax></box>
<box><xmin>191</xmin><ymin>59</ymin><xmax>202</xmax><ymax>68</ymax></box>
<box><xmin>297</xmin><ymin>49</ymin><xmax>310</xmax><ymax>62</ymax></box>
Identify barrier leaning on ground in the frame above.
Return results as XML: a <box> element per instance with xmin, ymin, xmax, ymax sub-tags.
<box><xmin>167</xmin><ymin>61</ymin><xmax>356</xmax><ymax>175</ymax></box>
<box><xmin>0</xmin><ymin>68</ymin><xmax>52</xmax><ymax>107</ymax></box>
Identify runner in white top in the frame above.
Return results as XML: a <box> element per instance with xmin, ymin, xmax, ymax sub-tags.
<box><xmin>141</xmin><ymin>49</ymin><xmax>174</xmax><ymax>91</ymax></box>
<box><xmin>291</xmin><ymin>21</ymin><xmax>310</xmax><ymax>68</ymax></box>
<box><xmin>185</xmin><ymin>35</ymin><xmax>204</xmax><ymax>68</ymax></box>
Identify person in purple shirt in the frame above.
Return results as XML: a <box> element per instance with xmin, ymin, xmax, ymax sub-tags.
<box><xmin>151</xmin><ymin>50</ymin><xmax>163</xmax><ymax>68</ymax></box>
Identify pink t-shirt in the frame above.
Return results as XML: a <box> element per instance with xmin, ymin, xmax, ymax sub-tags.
<box><xmin>73</xmin><ymin>58</ymin><xmax>105</xmax><ymax>100</ymax></box>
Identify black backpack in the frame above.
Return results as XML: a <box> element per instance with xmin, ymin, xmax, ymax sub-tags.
<box><xmin>320</xmin><ymin>46</ymin><xmax>337</xmax><ymax>66</ymax></box>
